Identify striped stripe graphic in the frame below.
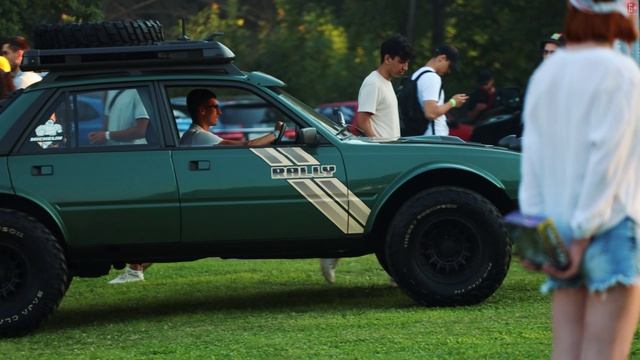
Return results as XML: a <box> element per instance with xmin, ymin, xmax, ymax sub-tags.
<box><xmin>250</xmin><ymin>148</ymin><xmax>293</xmax><ymax>166</ymax></box>
<box><xmin>276</xmin><ymin>147</ymin><xmax>319</xmax><ymax>165</ymax></box>
<box><xmin>252</xmin><ymin>147</ymin><xmax>370</xmax><ymax>234</ymax></box>
<box><xmin>288</xmin><ymin>179</ymin><xmax>364</xmax><ymax>234</ymax></box>
<box><xmin>314</xmin><ymin>178</ymin><xmax>370</xmax><ymax>227</ymax></box>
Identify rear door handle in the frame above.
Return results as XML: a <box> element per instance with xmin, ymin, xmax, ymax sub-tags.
<box><xmin>188</xmin><ymin>160</ymin><xmax>211</xmax><ymax>171</ymax></box>
<box><xmin>31</xmin><ymin>165</ymin><xmax>54</xmax><ymax>176</ymax></box>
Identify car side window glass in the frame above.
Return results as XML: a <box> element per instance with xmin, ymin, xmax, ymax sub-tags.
<box><xmin>165</xmin><ymin>86</ymin><xmax>297</xmax><ymax>146</ymax></box>
<box><xmin>19</xmin><ymin>86</ymin><xmax>159</xmax><ymax>153</ymax></box>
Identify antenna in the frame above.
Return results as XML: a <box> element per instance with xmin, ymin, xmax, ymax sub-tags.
<box><xmin>178</xmin><ymin>17</ymin><xmax>190</xmax><ymax>41</ymax></box>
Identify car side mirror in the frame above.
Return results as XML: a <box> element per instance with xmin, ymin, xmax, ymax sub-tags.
<box><xmin>301</xmin><ymin>127</ymin><xmax>319</xmax><ymax>147</ymax></box>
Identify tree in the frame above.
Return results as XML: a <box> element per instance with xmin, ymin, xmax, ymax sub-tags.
<box><xmin>0</xmin><ymin>1</ymin><xmax>102</xmax><ymax>41</ymax></box>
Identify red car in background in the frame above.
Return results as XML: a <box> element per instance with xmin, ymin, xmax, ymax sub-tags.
<box><xmin>315</xmin><ymin>101</ymin><xmax>361</xmax><ymax>135</ymax></box>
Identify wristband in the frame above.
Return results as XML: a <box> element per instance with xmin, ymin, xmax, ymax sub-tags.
<box><xmin>105</xmin><ymin>131</ymin><xmax>111</xmax><ymax>140</ymax></box>
<box><xmin>449</xmin><ymin>98</ymin><xmax>457</xmax><ymax>107</ymax></box>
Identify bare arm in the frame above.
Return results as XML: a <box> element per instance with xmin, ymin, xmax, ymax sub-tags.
<box><xmin>467</xmin><ymin>103</ymin><xmax>488</xmax><ymax>121</ymax></box>
<box><xmin>219</xmin><ymin>121</ymin><xmax>284</xmax><ymax>146</ymax></box>
<box><xmin>424</xmin><ymin>93</ymin><xmax>469</xmax><ymax>120</ymax></box>
<box><xmin>89</xmin><ymin>118</ymin><xmax>149</xmax><ymax>144</ymax></box>
<box><xmin>355</xmin><ymin>112</ymin><xmax>376</xmax><ymax>137</ymax></box>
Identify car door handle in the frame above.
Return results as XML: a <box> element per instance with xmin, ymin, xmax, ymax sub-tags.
<box><xmin>189</xmin><ymin>160</ymin><xmax>211</xmax><ymax>171</ymax></box>
<box><xmin>31</xmin><ymin>165</ymin><xmax>54</xmax><ymax>176</ymax></box>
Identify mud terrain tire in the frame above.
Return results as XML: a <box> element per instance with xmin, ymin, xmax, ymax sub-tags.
<box><xmin>385</xmin><ymin>187</ymin><xmax>511</xmax><ymax>306</ymax></box>
<box><xmin>33</xmin><ymin>20</ymin><xmax>164</xmax><ymax>49</ymax></box>
<box><xmin>0</xmin><ymin>209</ymin><xmax>68</xmax><ymax>337</ymax></box>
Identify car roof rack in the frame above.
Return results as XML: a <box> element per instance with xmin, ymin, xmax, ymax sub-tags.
<box><xmin>22</xmin><ymin>40</ymin><xmax>236</xmax><ymax>72</ymax></box>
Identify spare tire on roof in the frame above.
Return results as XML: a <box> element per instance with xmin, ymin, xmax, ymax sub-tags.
<box><xmin>33</xmin><ymin>20</ymin><xmax>164</xmax><ymax>49</ymax></box>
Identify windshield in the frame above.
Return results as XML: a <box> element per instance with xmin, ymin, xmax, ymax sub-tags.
<box><xmin>271</xmin><ymin>88</ymin><xmax>354</xmax><ymax>138</ymax></box>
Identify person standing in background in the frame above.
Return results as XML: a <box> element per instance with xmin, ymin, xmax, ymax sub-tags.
<box><xmin>1</xmin><ymin>37</ymin><xmax>42</xmax><ymax>89</ymax></box>
<box><xmin>321</xmin><ymin>34</ymin><xmax>414</xmax><ymax>284</ymax></box>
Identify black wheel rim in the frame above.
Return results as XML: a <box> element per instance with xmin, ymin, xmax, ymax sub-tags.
<box><xmin>413</xmin><ymin>214</ymin><xmax>483</xmax><ymax>283</ymax></box>
<box><xmin>0</xmin><ymin>245</ymin><xmax>29</xmax><ymax>301</ymax></box>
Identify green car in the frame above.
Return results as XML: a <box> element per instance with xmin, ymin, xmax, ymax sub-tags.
<box><xmin>0</xmin><ymin>25</ymin><xmax>520</xmax><ymax>337</ymax></box>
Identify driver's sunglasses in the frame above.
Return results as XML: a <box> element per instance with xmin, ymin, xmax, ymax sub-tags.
<box><xmin>542</xmin><ymin>49</ymin><xmax>555</xmax><ymax>56</ymax></box>
<box><xmin>206</xmin><ymin>103</ymin><xmax>221</xmax><ymax>110</ymax></box>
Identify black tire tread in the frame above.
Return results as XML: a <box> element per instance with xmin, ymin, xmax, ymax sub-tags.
<box><xmin>0</xmin><ymin>209</ymin><xmax>68</xmax><ymax>337</ymax></box>
<box><xmin>385</xmin><ymin>186</ymin><xmax>511</xmax><ymax>307</ymax></box>
<box><xmin>33</xmin><ymin>20</ymin><xmax>164</xmax><ymax>49</ymax></box>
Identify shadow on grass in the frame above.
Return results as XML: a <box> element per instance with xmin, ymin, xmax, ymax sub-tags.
<box><xmin>42</xmin><ymin>285</ymin><xmax>412</xmax><ymax>333</ymax></box>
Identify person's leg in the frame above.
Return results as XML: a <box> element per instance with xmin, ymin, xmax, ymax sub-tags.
<box><xmin>581</xmin><ymin>284</ymin><xmax>640</xmax><ymax>360</ymax></box>
<box><xmin>551</xmin><ymin>287</ymin><xmax>587</xmax><ymax>360</ymax></box>
<box><xmin>320</xmin><ymin>258</ymin><xmax>339</xmax><ymax>283</ymax></box>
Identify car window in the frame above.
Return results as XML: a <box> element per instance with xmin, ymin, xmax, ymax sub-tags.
<box><xmin>19</xmin><ymin>86</ymin><xmax>159</xmax><ymax>153</ymax></box>
<box><xmin>165</xmin><ymin>86</ymin><xmax>298</xmax><ymax>145</ymax></box>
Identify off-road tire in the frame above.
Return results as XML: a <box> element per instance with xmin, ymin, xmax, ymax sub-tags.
<box><xmin>385</xmin><ymin>187</ymin><xmax>511</xmax><ymax>306</ymax></box>
<box><xmin>0</xmin><ymin>209</ymin><xmax>68</xmax><ymax>337</ymax></box>
<box><xmin>33</xmin><ymin>20</ymin><xmax>164</xmax><ymax>49</ymax></box>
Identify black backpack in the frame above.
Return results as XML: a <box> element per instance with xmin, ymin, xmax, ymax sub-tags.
<box><xmin>397</xmin><ymin>69</ymin><xmax>441</xmax><ymax>136</ymax></box>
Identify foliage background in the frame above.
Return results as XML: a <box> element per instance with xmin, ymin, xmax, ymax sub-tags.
<box><xmin>0</xmin><ymin>0</ymin><xmax>566</xmax><ymax>105</ymax></box>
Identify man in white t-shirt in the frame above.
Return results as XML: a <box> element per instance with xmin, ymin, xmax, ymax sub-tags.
<box><xmin>354</xmin><ymin>34</ymin><xmax>415</xmax><ymax>138</ymax></box>
<box><xmin>88</xmin><ymin>89</ymin><xmax>150</xmax><ymax>145</ymax></box>
<box><xmin>1</xmin><ymin>36</ymin><xmax>42</xmax><ymax>89</ymax></box>
<box><xmin>321</xmin><ymin>35</ymin><xmax>414</xmax><ymax>285</ymax></box>
<box><xmin>412</xmin><ymin>44</ymin><xmax>468</xmax><ymax>136</ymax></box>
<box><xmin>180</xmin><ymin>89</ymin><xmax>282</xmax><ymax>147</ymax></box>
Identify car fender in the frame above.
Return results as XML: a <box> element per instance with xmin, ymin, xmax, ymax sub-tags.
<box><xmin>365</xmin><ymin>162</ymin><xmax>507</xmax><ymax>233</ymax></box>
<box><xmin>1</xmin><ymin>190</ymin><xmax>70</xmax><ymax>244</ymax></box>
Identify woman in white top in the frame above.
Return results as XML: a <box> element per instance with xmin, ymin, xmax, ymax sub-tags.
<box><xmin>520</xmin><ymin>1</ymin><xmax>640</xmax><ymax>358</ymax></box>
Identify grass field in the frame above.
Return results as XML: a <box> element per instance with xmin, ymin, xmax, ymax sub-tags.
<box><xmin>2</xmin><ymin>256</ymin><xmax>640</xmax><ymax>359</ymax></box>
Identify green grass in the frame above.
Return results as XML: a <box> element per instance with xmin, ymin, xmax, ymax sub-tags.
<box><xmin>2</xmin><ymin>256</ymin><xmax>640</xmax><ymax>359</ymax></box>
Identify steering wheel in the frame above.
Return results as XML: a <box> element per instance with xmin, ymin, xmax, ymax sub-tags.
<box><xmin>274</xmin><ymin>122</ymin><xmax>287</xmax><ymax>144</ymax></box>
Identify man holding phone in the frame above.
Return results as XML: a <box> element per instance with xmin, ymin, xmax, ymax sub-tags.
<box><xmin>411</xmin><ymin>44</ymin><xmax>468</xmax><ymax>135</ymax></box>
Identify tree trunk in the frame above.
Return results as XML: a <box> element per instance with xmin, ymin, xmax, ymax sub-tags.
<box><xmin>431</xmin><ymin>0</ymin><xmax>447</xmax><ymax>46</ymax></box>
<box><xmin>406</xmin><ymin>0</ymin><xmax>417</xmax><ymax>43</ymax></box>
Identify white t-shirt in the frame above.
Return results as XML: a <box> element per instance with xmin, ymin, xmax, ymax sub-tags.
<box><xmin>412</xmin><ymin>66</ymin><xmax>448</xmax><ymax>135</ymax></box>
<box><xmin>520</xmin><ymin>47</ymin><xmax>640</xmax><ymax>241</ymax></box>
<box><xmin>105</xmin><ymin>89</ymin><xmax>149</xmax><ymax>145</ymax></box>
<box><xmin>357</xmin><ymin>70</ymin><xmax>400</xmax><ymax>138</ymax></box>
<box><xmin>180</xmin><ymin>124</ymin><xmax>223</xmax><ymax>146</ymax></box>
<box><xmin>13</xmin><ymin>70</ymin><xmax>42</xmax><ymax>89</ymax></box>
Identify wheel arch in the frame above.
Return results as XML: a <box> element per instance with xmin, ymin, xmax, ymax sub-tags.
<box><xmin>0</xmin><ymin>193</ymin><xmax>68</xmax><ymax>248</ymax></box>
<box><xmin>366</xmin><ymin>167</ymin><xmax>517</xmax><ymax>248</ymax></box>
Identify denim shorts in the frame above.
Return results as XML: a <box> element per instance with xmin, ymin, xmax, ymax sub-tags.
<box><xmin>541</xmin><ymin>217</ymin><xmax>640</xmax><ymax>294</ymax></box>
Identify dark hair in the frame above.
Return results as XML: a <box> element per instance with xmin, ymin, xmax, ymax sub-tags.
<box><xmin>3</xmin><ymin>36</ymin><xmax>30</xmax><ymax>52</ymax></box>
<box><xmin>539</xmin><ymin>33</ymin><xmax>566</xmax><ymax>50</ymax></box>
<box><xmin>564</xmin><ymin>1</ymin><xmax>638</xmax><ymax>43</ymax></box>
<box><xmin>432</xmin><ymin>44</ymin><xmax>460</xmax><ymax>71</ymax></box>
<box><xmin>0</xmin><ymin>72</ymin><xmax>15</xmax><ymax>100</ymax></box>
<box><xmin>186</xmin><ymin>89</ymin><xmax>217</xmax><ymax>120</ymax></box>
<box><xmin>379</xmin><ymin>34</ymin><xmax>414</xmax><ymax>64</ymax></box>
<box><xmin>477</xmin><ymin>69</ymin><xmax>493</xmax><ymax>85</ymax></box>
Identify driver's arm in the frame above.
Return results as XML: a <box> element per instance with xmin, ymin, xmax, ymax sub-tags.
<box><xmin>219</xmin><ymin>121</ymin><xmax>284</xmax><ymax>146</ymax></box>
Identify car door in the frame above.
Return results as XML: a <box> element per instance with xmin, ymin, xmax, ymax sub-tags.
<box><xmin>163</xmin><ymin>84</ymin><xmax>358</xmax><ymax>243</ymax></box>
<box><xmin>8</xmin><ymin>84</ymin><xmax>180</xmax><ymax>247</ymax></box>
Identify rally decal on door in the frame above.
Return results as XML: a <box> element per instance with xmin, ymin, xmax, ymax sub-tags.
<box><xmin>251</xmin><ymin>147</ymin><xmax>370</xmax><ymax>234</ymax></box>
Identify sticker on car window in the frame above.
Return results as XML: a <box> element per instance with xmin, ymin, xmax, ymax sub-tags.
<box><xmin>30</xmin><ymin>119</ymin><xmax>64</xmax><ymax>149</ymax></box>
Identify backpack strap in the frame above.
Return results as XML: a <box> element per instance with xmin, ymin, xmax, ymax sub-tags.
<box><xmin>414</xmin><ymin>69</ymin><xmax>443</xmax><ymax>135</ymax></box>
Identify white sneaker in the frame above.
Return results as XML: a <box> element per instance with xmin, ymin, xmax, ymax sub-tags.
<box><xmin>108</xmin><ymin>267</ymin><xmax>144</xmax><ymax>284</ymax></box>
<box><xmin>320</xmin><ymin>258</ymin><xmax>339</xmax><ymax>284</ymax></box>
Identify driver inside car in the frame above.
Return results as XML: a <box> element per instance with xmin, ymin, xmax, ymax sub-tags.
<box><xmin>180</xmin><ymin>89</ymin><xmax>284</xmax><ymax>146</ymax></box>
